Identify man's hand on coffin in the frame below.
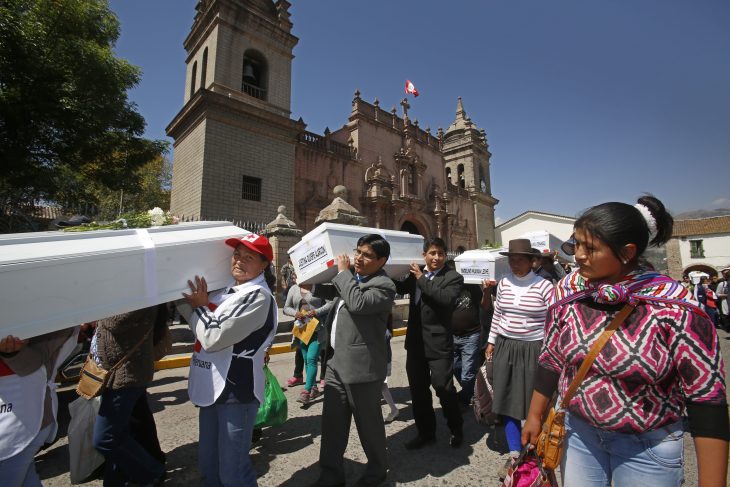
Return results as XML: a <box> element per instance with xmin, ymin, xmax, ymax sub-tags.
<box><xmin>337</xmin><ymin>254</ymin><xmax>351</xmax><ymax>272</ymax></box>
<box><xmin>182</xmin><ymin>275</ymin><xmax>210</xmax><ymax>308</ymax></box>
<box><xmin>0</xmin><ymin>335</ymin><xmax>28</xmax><ymax>354</ymax></box>
<box><xmin>409</xmin><ymin>263</ymin><xmax>424</xmax><ymax>280</ymax></box>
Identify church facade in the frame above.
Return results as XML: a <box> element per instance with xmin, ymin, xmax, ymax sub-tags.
<box><xmin>168</xmin><ymin>0</ymin><xmax>499</xmax><ymax>251</ymax></box>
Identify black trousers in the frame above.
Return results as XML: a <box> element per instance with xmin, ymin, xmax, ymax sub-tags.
<box><xmin>406</xmin><ymin>352</ymin><xmax>463</xmax><ymax>438</ymax></box>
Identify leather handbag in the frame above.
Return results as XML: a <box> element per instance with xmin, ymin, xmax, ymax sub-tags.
<box><xmin>536</xmin><ymin>303</ymin><xmax>635</xmax><ymax>470</ymax></box>
<box><xmin>76</xmin><ymin>329</ymin><xmax>152</xmax><ymax>400</ymax></box>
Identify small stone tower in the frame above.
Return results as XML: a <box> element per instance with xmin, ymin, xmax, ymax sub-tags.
<box><xmin>442</xmin><ymin>97</ymin><xmax>498</xmax><ymax>245</ymax></box>
<box><xmin>167</xmin><ymin>0</ymin><xmax>301</xmax><ymax>222</ymax></box>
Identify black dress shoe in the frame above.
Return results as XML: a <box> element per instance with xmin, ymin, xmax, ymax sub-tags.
<box><xmin>404</xmin><ymin>435</ymin><xmax>436</xmax><ymax>450</ymax></box>
<box><xmin>449</xmin><ymin>429</ymin><xmax>464</xmax><ymax>448</ymax></box>
<box><xmin>306</xmin><ymin>481</ymin><xmax>345</xmax><ymax>487</ymax></box>
<box><xmin>354</xmin><ymin>473</ymin><xmax>387</xmax><ymax>487</ymax></box>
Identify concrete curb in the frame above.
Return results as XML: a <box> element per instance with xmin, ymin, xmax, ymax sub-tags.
<box><xmin>155</xmin><ymin>326</ymin><xmax>408</xmax><ymax>370</ymax></box>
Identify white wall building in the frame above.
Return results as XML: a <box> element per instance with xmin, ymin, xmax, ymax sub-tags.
<box><xmin>666</xmin><ymin>216</ymin><xmax>730</xmax><ymax>279</ymax></box>
<box><xmin>496</xmin><ymin>210</ymin><xmax>575</xmax><ymax>248</ymax></box>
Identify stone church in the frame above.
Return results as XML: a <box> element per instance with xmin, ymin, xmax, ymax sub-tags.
<box><xmin>168</xmin><ymin>0</ymin><xmax>499</xmax><ymax>251</ymax></box>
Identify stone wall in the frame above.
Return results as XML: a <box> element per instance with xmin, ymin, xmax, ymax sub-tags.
<box><xmin>200</xmin><ymin>118</ymin><xmax>295</xmax><ymax>222</ymax></box>
<box><xmin>170</xmin><ymin>119</ymin><xmax>207</xmax><ymax>219</ymax></box>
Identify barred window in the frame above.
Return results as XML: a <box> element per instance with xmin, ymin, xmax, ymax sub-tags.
<box><xmin>689</xmin><ymin>240</ymin><xmax>704</xmax><ymax>259</ymax></box>
<box><xmin>241</xmin><ymin>176</ymin><xmax>262</xmax><ymax>201</ymax></box>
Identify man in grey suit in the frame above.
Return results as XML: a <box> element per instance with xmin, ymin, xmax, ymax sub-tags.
<box><xmin>313</xmin><ymin>234</ymin><xmax>396</xmax><ymax>487</ymax></box>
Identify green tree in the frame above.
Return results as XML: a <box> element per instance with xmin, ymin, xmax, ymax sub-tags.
<box><xmin>0</xmin><ymin>0</ymin><xmax>167</xmax><ymax>209</ymax></box>
<box><xmin>53</xmin><ymin>153</ymin><xmax>172</xmax><ymax>220</ymax></box>
<box><xmin>100</xmin><ymin>154</ymin><xmax>172</xmax><ymax>219</ymax></box>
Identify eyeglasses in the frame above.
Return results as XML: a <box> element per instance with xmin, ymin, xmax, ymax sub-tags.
<box><xmin>353</xmin><ymin>248</ymin><xmax>378</xmax><ymax>261</ymax></box>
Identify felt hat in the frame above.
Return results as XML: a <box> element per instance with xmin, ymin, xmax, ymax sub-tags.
<box><xmin>499</xmin><ymin>239</ymin><xmax>536</xmax><ymax>256</ymax></box>
<box><xmin>539</xmin><ymin>249</ymin><xmax>556</xmax><ymax>260</ymax></box>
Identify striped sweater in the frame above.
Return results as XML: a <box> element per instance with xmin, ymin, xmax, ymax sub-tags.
<box><xmin>488</xmin><ymin>272</ymin><xmax>554</xmax><ymax>344</ymax></box>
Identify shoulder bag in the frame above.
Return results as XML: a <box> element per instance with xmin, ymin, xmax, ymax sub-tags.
<box><xmin>502</xmin><ymin>447</ymin><xmax>558</xmax><ymax>487</ymax></box>
<box><xmin>536</xmin><ymin>303</ymin><xmax>635</xmax><ymax>470</ymax></box>
<box><xmin>76</xmin><ymin>329</ymin><xmax>152</xmax><ymax>400</ymax></box>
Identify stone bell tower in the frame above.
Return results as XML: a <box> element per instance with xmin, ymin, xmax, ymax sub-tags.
<box><xmin>442</xmin><ymin>97</ymin><xmax>499</xmax><ymax>245</ymax></box>
<box><xmin>167</xmin><ymin>0</ymin><xmax>301</xmax><ymax>223</ymax></box>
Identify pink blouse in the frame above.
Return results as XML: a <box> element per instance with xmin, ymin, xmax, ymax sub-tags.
<box><xmin>539</xmin><ymin>299</ymin><xmax>726</xmax><ymax>433</ymax></box>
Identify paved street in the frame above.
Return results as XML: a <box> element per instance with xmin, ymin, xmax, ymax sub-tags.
<box><xmin>38</xmin><ymin>330</ymin><xmax>730</xmax><ymax>486</ymax></box>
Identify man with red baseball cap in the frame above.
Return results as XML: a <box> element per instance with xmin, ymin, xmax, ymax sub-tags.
<box><xmin>180</xmin><ymin>232</ymin><xmax>276</xmax><ymax>487</ymax></box>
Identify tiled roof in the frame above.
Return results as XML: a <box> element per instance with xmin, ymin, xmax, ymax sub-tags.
<box><xmin>672</xmin><ymin>215</ymin><xmax>730</xmax><ymax>237</ymax></box>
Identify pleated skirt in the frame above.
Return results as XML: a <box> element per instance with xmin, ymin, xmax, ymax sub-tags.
<box><xmin>491</xmin><ymin>335</ymin><xmax>542</xmax><ymax>420</ymax></box>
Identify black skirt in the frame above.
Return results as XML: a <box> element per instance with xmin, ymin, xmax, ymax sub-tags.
<box><xmin>491</xmin><ymin>335</ymin><xmax>542</xmax><ymax>420</ymax></box>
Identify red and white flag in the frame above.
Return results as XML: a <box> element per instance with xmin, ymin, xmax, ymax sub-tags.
<box><xmin>404</xmin><ymin>79</ymin><xmax>419</xmax><ymax>97</ymax></box>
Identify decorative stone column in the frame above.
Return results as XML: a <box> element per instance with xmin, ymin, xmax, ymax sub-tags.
<box><xmin>314</xmin><ymin>186</ymin><xmax>368</xmax><ymax>227</ymax></box>
<box><xmin>261</xmin><ymin>205</ymin><xmax>303</xmax><ymax>305</ymax></box>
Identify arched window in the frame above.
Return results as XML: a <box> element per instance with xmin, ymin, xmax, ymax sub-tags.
<box><xmin>457</xmin><ymin>164</ymin><xmax>465</xmax><ymax>188</ymax></box>
<box><xmin>190</xmin><ymin>61</ymin><xmax>198</xmax><ymax>98</ymax></box>
<box><xmin>201</xmin><ymin>48</ymin><xmax>208</xmax><ymax>89</ymax></box>
<box><xmin>242</xmin><ymin>49</ymin><xmax>268</xmax><ymax>101</ymax></box>
<box><xmin>445</xmin><ymin>167</ymin><xmax>452</xmax><ymax>184</ymax></box>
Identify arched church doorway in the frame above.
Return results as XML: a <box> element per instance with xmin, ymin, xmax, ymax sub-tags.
<box><xmin>400</xmin><ymin>220</ymin><xmax>421</xmax><ymax>236</ymax></box>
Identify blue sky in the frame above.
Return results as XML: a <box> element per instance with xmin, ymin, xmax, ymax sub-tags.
<box><xmin>109</xmin><ymin>0</ymin><xmax>730</xmax><ymax>223</ymax></box>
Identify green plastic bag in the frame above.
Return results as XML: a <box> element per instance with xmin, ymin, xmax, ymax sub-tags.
<box><xmin>255</xmin><ymin>366</ymin><xmax>288</xmax><ymax>428</ymax></box>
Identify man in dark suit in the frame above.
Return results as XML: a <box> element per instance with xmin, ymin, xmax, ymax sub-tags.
<box><xmin>395</xmin><ymin>237</ymin><xmax>465</xmax><ymax>449</ymax></box>
<box><xmin>314</xmin><ymin>234</ymin><xmax>396</xmax><ymax>487</ymax></box>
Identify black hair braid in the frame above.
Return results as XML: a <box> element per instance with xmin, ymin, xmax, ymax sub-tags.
<box><xmin>263</xmin><ymin>263</ymin><xmax>277</xmax><ymax>293</ymax></box>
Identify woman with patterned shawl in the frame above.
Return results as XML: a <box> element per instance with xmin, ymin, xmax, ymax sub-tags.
<box><xmin>522</xmin><ymin>195</ymin><xmax>729</xmax><ymax>487</ymax></box>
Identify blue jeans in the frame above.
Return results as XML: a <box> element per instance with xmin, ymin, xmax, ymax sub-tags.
<box><xmin>199</xmin><ymin>401</ymin><xmax>259</xmax><ymax>487</ymax></box>
<box><xmin>93</xmin><ymin>386</ymin><xmax>165</xmax><ymax>485</ymax></box>
<box><xmin>453</xmin><ymin>331</ymin><xmax>480</xmax><ymax>405</ymax></box>
<box><xmin>0</xmin><ymin>423</ymin><xmax>52</xmax><ymax>487</ymax></box>
<box><xmin>300</xmin><ymin>336</ymin><xmax>320</xmax><ymax>393</ymax></box>
<box><xmin>562</xmin><ymin>413</ymin><xmax>684</xmax><ymax>487</ymax></box>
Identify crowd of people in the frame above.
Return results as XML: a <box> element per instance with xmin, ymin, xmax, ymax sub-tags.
<box><xmin>0</xmin><ymin>194</ymin><xmax>729</xmax><ymax>487</ymax></box>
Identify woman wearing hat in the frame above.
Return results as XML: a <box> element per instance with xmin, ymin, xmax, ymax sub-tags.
<box><xmin>180</xmin><ymin>233</ymin><xmax>278</xmax><ymax>487</ymax></box>
<box><xmin>485</xmin><ymin>238</ymin><xmax>554</xmax><ymax>469</ymax></box>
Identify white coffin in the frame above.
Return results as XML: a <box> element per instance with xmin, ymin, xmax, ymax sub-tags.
<box><xmin>521</xmin><ymin>230</ymin><xmax>574</xmax><ymax>262</ymax></box>
<box><xmin>288</xmin><ymin>223</ymin><xmax>424</xmax><ymax>284</ymax></box>
<box><xmin>0</xmin><ymin>222</ymin><xmax>249</xmax><ymax>339</ymax></box>
<box><xmin>454</xmin><ymin>249</ymin><xmax>511</xmax><ymax>284</ymax></box>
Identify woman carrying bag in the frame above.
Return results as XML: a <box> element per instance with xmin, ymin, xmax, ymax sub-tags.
<box><xmin>91</xmin><ymin>306</ymin><xmax>165</xmax><ymax>486</ymax></box>
<box><xmin>522</xmin><ymin>195</ymin><xmax>729</xmax><ymax>487</ymax></box>
<box><xmin>181</xmin><ymin>233</ymin><xmax>278</xmax><ymax>487</ymax></box>
<box><xmin>485</xmin><ymin>238</ymin><xmax>554</xmax><ymax>465</ymax></box>
<box><xmin>283</xmin><ymin>280</ymin><xmax>333</xmax><ymax>405</ymax></box>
